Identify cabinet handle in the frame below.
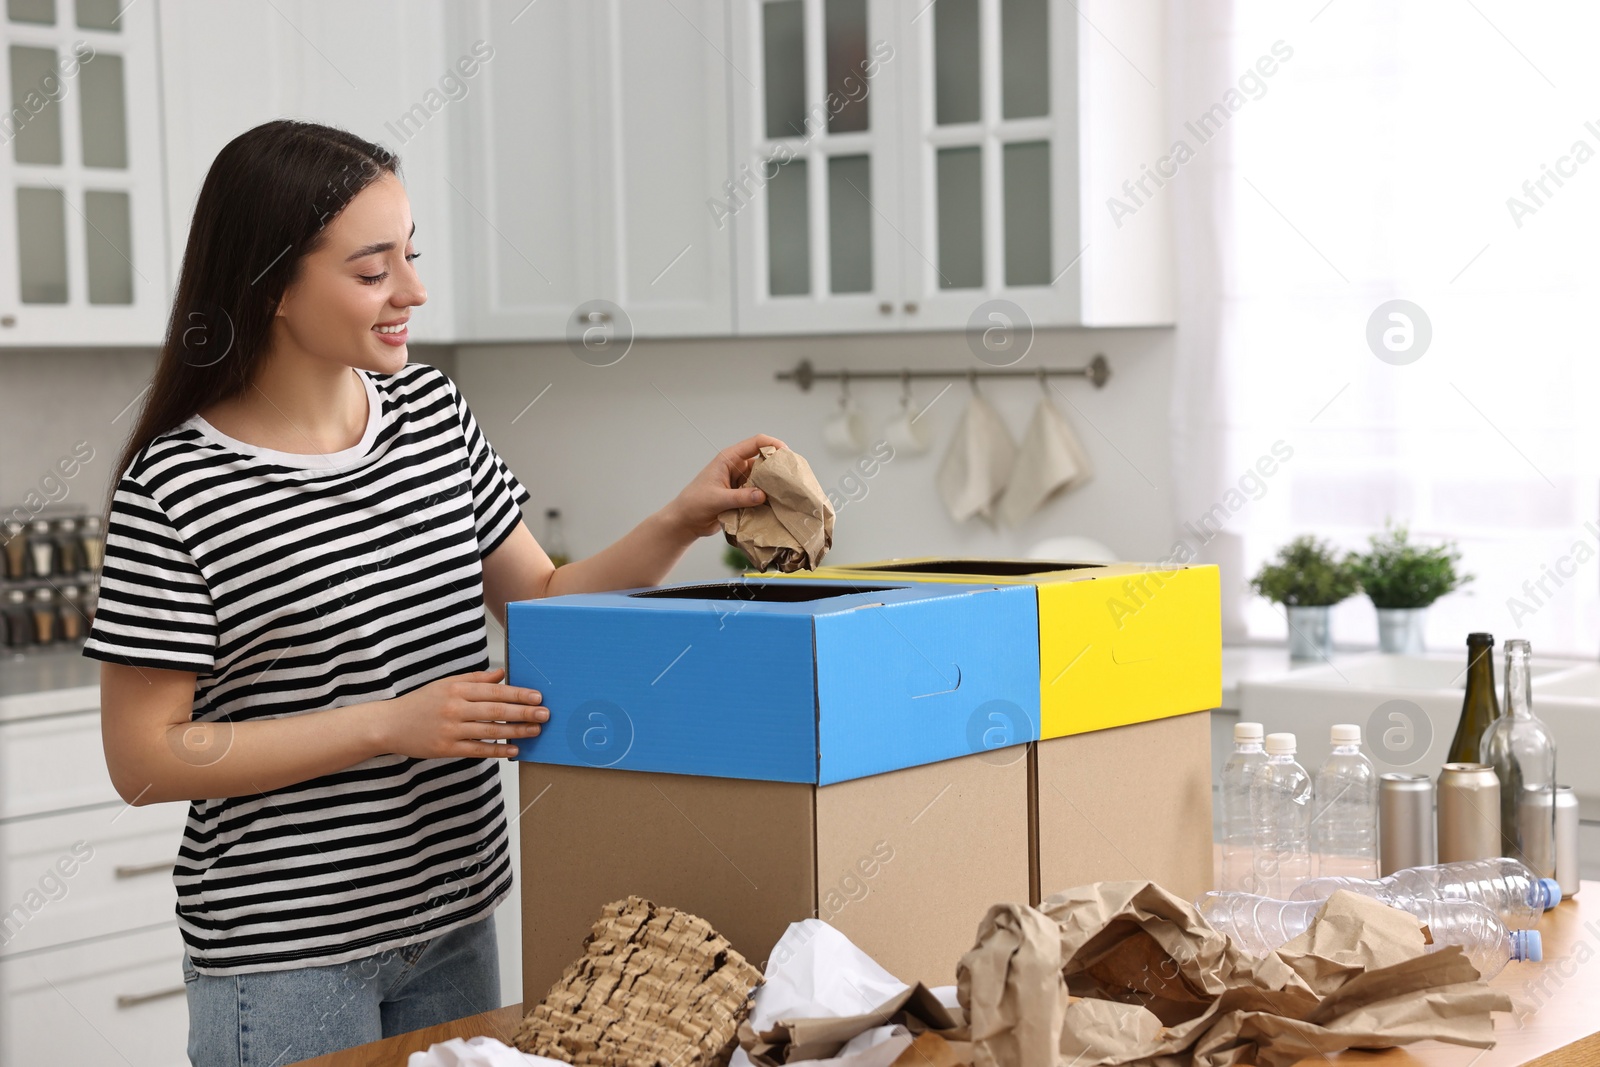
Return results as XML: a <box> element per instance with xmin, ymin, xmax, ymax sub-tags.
<box><xmin>1</xmin><ymin>315</ymin><xmax>15</xmax><ymax>327</ymax></box>
<box><xmin>116</xmin><ymin>985</ymin><xmax>186</xmax><ymax>1009</ymax></box>
<box><xmin>115</xmin><ymin>859</ymin><xmax>175</xmax><ymax>879</ymax></box>
<box><xmin>878</xmin><ymin>302</ymin><xmax>893</xmax><ymax>315</ymax></box>
<box><xmin>902</xmin><ymin>302</ymin><xmax>919</xmax><ymax>314</ymax></box>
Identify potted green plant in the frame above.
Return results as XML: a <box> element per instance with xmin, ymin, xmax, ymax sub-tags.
<box><xmin>1347</xmin><ymin>520</ymin><xmax>1471</xmax><ymax>654</ymax></box>
<box><xmin>1250</xmin><ymin>535</ymin><xmax>1359</xmax><ymax>660</ymax></box>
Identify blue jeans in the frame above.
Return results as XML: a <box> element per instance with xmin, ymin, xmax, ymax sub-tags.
<box><xmin>181</xmin><ymin>911</ymin><xmax>501</xmax><ymax>1067</ymax></box>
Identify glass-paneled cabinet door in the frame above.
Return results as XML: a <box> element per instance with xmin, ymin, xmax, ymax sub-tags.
<box><xmin>898</xmin><ymin>0</ymin><xmax>1082</xmax><ymax>330</ymax></box>
<box><xmin>730</xmin><ymin>0</ymin><xmax>906</xmax><ymax>334</ymax></box>
<box><xmin>0</xmin><ymin>0</ymin><xmax>167</xmax><ymax>345</ymax></box>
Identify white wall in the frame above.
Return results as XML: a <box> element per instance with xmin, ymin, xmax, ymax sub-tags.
<box><xmin>450</xmin><ymin>327</ymin><xmax>1178</xmax><ymax>581</ymax></box>
<box><xmin>1</xmin><ymin>329</ymin><xmax>1177</xmax><ymax>577</ymax></box>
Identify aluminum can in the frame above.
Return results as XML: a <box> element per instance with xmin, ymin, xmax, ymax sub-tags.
<box><xmin>1437</xmin><ymin>763</ymin><xmax>1500</xmax><ymax>863</ymax></box>
<box><xmin>1379</xmin><ymin>773</ymin><xmax>1435</xmax><ymax>875</ymax></box>
<box><xmin>1518</xmin><ymin>784</ymin><xmax>1580</xmax><ymax>897</ymax></box>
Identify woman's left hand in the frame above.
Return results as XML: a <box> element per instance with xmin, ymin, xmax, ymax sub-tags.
<box><xmin>666</xmin><ymin>433</ymin><xmax>789</xmax><ymax>537</ymax></box>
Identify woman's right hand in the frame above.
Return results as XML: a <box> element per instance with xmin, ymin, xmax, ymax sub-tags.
<box><xmin>379</xmin><ymin>668</ymin><xmax>548</xmax><ymax>760</ymax></box>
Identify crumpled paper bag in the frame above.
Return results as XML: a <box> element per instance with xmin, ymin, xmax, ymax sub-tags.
<box><xmin>958</xmin><ymin>882</ymin><xmax>1512</xmax><ymax>1067</ymax></box>
<box><xmin>720</xmin><ymin>445</ymin><xmax>834</xmax><ymax>572</ymax></box>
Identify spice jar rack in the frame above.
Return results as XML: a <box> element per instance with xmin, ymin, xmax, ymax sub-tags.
<box><xmin>1</xmin><ymin>512</ymin><xmax>103</xmax><ymax>655</ymax></box>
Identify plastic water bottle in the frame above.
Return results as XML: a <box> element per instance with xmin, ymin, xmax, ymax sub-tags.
<box><xmin>1290</xmin><ymin>857</ymin><xmax>1562</xmax><ymax>930</ymax></box>
<box><xmin>1311</xmin><ymin>724</ymin><xmax>1378</xmax><ymax>879</ymax></box>
<box><xmin>1219</xmin><ymin>722</ymin><xmax>1268</xmax><ymax>891</ymax></box>
<box><xmin>1196</xmin><ymin>891</ymin><xmax>1541</xmax><ymax>979</ymax></box>
<box><xmin>1251</xmin><ymin>733</ymin><xmax>1312</xmax><ymax>897</ymax></box>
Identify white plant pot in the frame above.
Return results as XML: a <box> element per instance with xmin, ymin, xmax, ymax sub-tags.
<box><xmin>1376</xmin><ymin>606</ymin><xmax>1428</xmax><ymax>655</ymax></box>
<box><xmin>1286</xmin><ymin>605</ymin><xmax>1333</xmax><ymax>661</ymax></box>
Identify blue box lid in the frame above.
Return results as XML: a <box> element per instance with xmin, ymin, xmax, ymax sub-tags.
<box><xmin>506</xmin><ymin>578</ymin><xmax>1040</xmax><ymax>784</ymax></box>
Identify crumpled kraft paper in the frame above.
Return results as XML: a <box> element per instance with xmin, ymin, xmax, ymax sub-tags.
<box><xmin>957</xmin><ymin>882</ymin><xmax>1512</xmax><ymax>1067</ymax></box>
<box><xmin>720</xmin><ymin>445</ymin><xmax>835</xmax><ymax>572</ymax></box>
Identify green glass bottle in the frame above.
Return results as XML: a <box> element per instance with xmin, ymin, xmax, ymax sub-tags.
<box><xmin>1446</xmin><ymin>632</ymin><xmax>1500</xmax><ymax>765</ymax></box>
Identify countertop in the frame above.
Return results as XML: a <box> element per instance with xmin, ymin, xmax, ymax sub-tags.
<box><xmin>288</xmin><ymin>881</ymin><xmax>1600</xmax><ymax>1067</ymax></box>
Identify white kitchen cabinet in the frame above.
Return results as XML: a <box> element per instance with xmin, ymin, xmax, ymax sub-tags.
<box><xmin>729</xmin><ymin>0</ymin><xmax>1173</xmax><ymax>335</ymax></box>
<box><xmin>727</xmin><ymin>0</ymin><xmax>907</xmax><ymax>334</ymax></box>
<box><xmin>0</xmin><ymin>695</ymin><xmax>190</xmax><ymax>1066</ymax></box>
<box><xmin>447</xmin><ymin>0</ymin><xmax>734</xmax><ymax>342</ymax></box>
<box><xmin>0</xmin><ymin>0</ymin><xmax>169</xmax><ymax>346</ymax></box>
<box><xmin>1</xmin><ymin>923</ymin><xmax>188</xmax><ymax>1067</ymax></box>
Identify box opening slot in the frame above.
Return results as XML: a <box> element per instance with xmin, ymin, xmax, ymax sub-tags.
<box><xmin>629</xmin><ymin>582</ymin><xmax>900</xmax><ymax>602</ymax></box>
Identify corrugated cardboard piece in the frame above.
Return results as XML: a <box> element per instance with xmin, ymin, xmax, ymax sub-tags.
<box><xmin>720</xmin><ymin>445</ymin><xmax>835</xmax><ymax>572</ymax></box>
<box><xmin>511</xmin><ymin>896</ymin><xmax>763</xmax><ymax>1067</ymax></box>
<box><xmin>956</xmin><ymin>882</ymin><xmax>1513</xmax><ymax>1067</ymax></box>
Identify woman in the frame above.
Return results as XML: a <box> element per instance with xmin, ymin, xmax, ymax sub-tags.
<box><xmin>85</xmin><ymin>120</ymin><xmax>783</xmax><ymax>1066</ymax></box>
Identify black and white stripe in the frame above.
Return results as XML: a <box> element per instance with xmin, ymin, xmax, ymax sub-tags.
<box><xmin>84</xmin><ymin>363</ymin><xmax>529</xmax><ymax>975</ymax></box>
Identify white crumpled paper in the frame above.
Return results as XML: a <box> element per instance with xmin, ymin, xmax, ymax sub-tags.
<box><xmin>733</xmin><ymin>918</ymin><xmax>960</xmax><ymax>1067</ymax></box>
<box><xmin>404</xmin><ymin>1034</ymin><xmax>566</xmax><ymax>1067</ymax></box>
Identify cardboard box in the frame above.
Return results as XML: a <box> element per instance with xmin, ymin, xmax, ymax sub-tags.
<box><xmin>1030</xmin><ymin>710</ymin><xmax>1214</xmax><ymax>904</ymax></box>
<box><xmin>506</xmin><ymin>578</ymin><xmax>1040</xmax><ymax>784</ymax></box>
<box><xmin>517</xmin><ymin>750</ymin><xmax>1031</xmax><ymax>1000</ymax></box>
<box><xmin>757</xmin><ymin>559</ymin><xmax>1221</xmax><ymax>738</ymax></box>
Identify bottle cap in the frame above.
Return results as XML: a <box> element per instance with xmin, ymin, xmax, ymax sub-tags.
<box><xmin>1234</xmin><ymin>722</ymin><xmax>1264</xmax><ymax>743</ymax></box>
<box><xmin>1511</xmin><ymin>929</ymin><xmax>1543</xmax><ymax>963</ymax></box>
<box><xmin>1265</xmin><ymin>732</ymin><xmax>1297</xmax><ymax>755</ymax></box>
<box><xmin>1467</xmin><ymin>632</ymin><xmax>1494</xmax><ymax>645</ymax></box>
<box><xmin>1331</xmin><ymin>724</ymin><xmax>1361</xmax><ymax>745</ymax></box>
<box><xmin>1538</xmin><ymin>878</ymin><xmax>1563</xmax><ymax>908</ymax></box>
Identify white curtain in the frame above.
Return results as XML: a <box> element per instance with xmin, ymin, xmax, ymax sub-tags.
<box><xmin>1168</xmin><ymin>0</ymin><xmax>1600</xmax><ymax>657</ymax></box>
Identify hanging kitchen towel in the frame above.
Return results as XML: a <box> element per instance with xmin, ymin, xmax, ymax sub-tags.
<box><xmin>997</xmin><ymin>396</ymin><xmax>1094</xmax><ymax>526</ymax></box>
<box><xmin>720</xmin><ymin>445</ymin><xmax>835</xmax><ymax>572</ymax></box>
<box><xmin>936</xmin><ymin>392</ymin><xmax>1016</xmax><ymax>524</ymax></box>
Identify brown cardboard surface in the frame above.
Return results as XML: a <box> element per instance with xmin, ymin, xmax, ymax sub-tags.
<box><xmin>1032</xmin><ymin>710</ymin><xmax>1213</xmax><ymax>904</ymax></box>
<box><xmin>519</xmin><ymin>752</ymin><xmax>1030</xmax><ymax>1001</ymax></box>
<box><xmin>816</xmin><ymin>751</ymin><xmax>1031</xmax><ymax>986</ymax></box>
<box><xmin>518</xmin><ymin>763</ymin><xmax>816</xmax><ymax>1002</ymax></box>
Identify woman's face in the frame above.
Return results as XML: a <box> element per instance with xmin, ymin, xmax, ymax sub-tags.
<box><xmin>274</xmin><ymin>173</ymin><xmax>426</xmax><ymax>375</ymax></box>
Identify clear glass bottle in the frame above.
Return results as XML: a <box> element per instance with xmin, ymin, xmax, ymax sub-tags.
<box><xmin>3</xmin><ymin>587</ymin><xmax>31</xmax><ymax>650</ymax></box>
<box><xmin>1479</xmin><ymin>639</ymin><xmax>1557</xmax><ymax>874</ymax></box>
<box><xmin>2</xmin><ymin>519</ymin><xmax>27</xmax><ymax>580</ymax></box>
<box><xmin>1311</xmin><ymin>724</ymin><xmax>1378</xmax><ymax>879</ymax></box>
<box><xmin>79</xmin><ymin>514</ymin><xmax>105</xmax><ymax>572</ymax></box>
<box><xmin>25</xmin><ymin>519</ymin><xmax>56</xmax><ymax>578</ymax></box>
<box><xmin>543</xmin><ymin>508</ymin><xmax>571</xmax><ymax>568</ymax></box>
<box><xmin>54</xmin><ymin>516</ymin><xmax>81</xmax><ymax>574</ymax></box>
<box><xmin>30</xmin><ymin>585</ymin><xmax>56</xmax><ymax>644</ymax></box>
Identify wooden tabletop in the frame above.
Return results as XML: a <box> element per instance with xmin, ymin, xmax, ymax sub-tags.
<box><xmin>292</xmin><ymin>883</ymin><xmax>1600</xmax><ymax>1067</ymax></box>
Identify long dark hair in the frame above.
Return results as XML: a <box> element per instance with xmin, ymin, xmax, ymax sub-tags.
<box><xmin>108</xmin><ymin>120</ymin><xmax>400</xmax><ymax>499</ymax></box>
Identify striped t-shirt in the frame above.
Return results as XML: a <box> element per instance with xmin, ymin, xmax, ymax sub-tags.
<box><xmin>83</xmin><ymin>362</ymin><xmax>529</xmax><ymax>975</ymax></box>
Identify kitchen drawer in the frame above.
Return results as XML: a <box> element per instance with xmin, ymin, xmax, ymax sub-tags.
<box><xmin>0</xmin><ymin>711</ymin><xmax>120</xmax><ymax>820</ymax></box>
<box><xmin>1</xmin><ymin>802</ymin><xmax>186</xmax><ymax>957</ymax></box>
<box><xmin>0</xmin><ymin>924</ymin><xmax>188</xmax><ymax>1067</ymax></box>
